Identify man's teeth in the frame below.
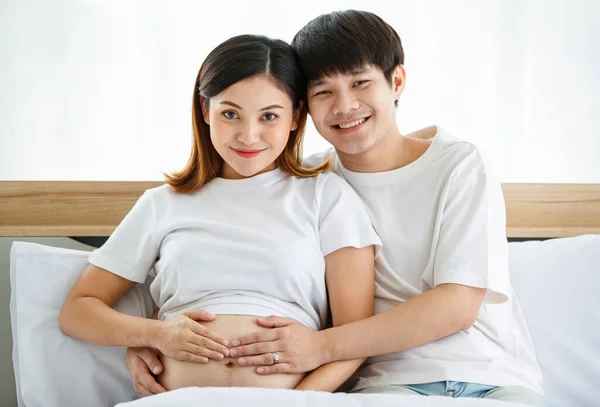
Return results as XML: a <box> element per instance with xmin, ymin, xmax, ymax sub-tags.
<box><xmin>338</xmin><ymin>118</ymin><xmax>365</xmax><ymax>129</ymax></box>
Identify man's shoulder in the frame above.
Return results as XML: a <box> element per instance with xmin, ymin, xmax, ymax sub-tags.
<box><xmin>434</xmin><ymin>128</ymin><xmax>490</xmax><ymax>175</ymax></box>
<box><xmin>302</xmin><ymin>148</ymin><xmax>337</xmax><ymax>170</ymax></box>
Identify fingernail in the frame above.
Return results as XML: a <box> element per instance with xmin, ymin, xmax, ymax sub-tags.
<box><xmin>257</xmin><ymin>368</ymin><xmax>264</xmax><ymax>374</ymax></box>
<box><xmin>232</xmin><ymin>340</ymin><xmax>240</xmax><ymax>347</ymax></box>
<box><xmin>216</xmin><ymin>354</ymin><xmax>224</xmax><ymax>360</ymax></box>
<box><xmin>152</xmin><ymin>366</ymin><xmax>160</xmax><ymax>374</ymax></box>
<box><xmin>239</xmin><ymin>358</ymin><xmax>247</xmax><ymax>365</ymax></box>
<box><xmin>230</xmin><ymin>349</ymin><xmax>238</xmax><ymax>357</ymax></box>
<box><xmin>221</xmin><ymin>339</ymin><xmax>229</xmax><ymax>346</ymax></box>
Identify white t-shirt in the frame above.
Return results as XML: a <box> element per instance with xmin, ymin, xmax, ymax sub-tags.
<box><xmin>88</xmin><ymin>169</ymin><xmax>381</xmax><ymax>331</ymax></box>
<box><xmin>305</xmin><ymin>127</ymin><xmax>544</xmax><ymax>393</ymax></box>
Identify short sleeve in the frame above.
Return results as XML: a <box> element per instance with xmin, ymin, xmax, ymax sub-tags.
<box><xmin>87</xmin><ymin>189</ymin><xmax>160</xmax><ymax>283</ymax></box>
<box><xmin>431</xmin><ymin>152</ymin><xmax>511</xmax><ymax>304</ymax></box>
<box><xmin>317</xmin><ymin>173</ymin><xmax>382</xmax><ymax>256</ymax></box>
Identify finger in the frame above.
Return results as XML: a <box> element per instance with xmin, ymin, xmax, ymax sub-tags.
<box><xmin>237</xmin><ymin>352</ymin><xmax>277</xmax><ymax>367</ymax></box>
<box><xmin>184</xmin><ymin>309</ymin><xmax>216</xmax><ymax>323</ymax></box>
<box><xmin>144</xmin><ymin>378</ymin><xmax>167</xmax><ymax>395</ymax></box>
<box><xmin>256</xmin><ymin>316</ymin><xmax>298</xmax><ymax>328</ymax></box>
<box><xmin>256</xmin><ymin>363</ymin><xmax>293</xmax><ymax>375</ymax></box>
<box><xmin>186</xmin><ymin>329</ymin><xmax>230</xmax><ymax>356</ymax></box>
<box><xmin>184</xmin><ymin>342</ymin><xmax>227</xmax><ymax>361</ymax></box>
<box><xmin>138</xmin><ymin>372</ymin><xmax>166</xmax><ymax>395</ymax></box>
<box><xmin>175</xmin><ymin>351</ymin><xmax>210</xmax><ymax>364</ymax></box>
<box><xmin>128</xmin><ymin>355</ymin><xmax>157</xmax><ymax>384</ymax></box>
<box><xmin>188</xmin><ymin>323</ymin><xmax>230</xmax><ymax>349</ymax></box>
<box><xmin>229</xmin><ymin>341</ymin><xmax>279</xmax><ymax>358</ymax></box>
<box><xmin>135</xmin><ymin>383</ymin><xmax>152</xmax><ymax>398</ymax></box>
<box><xmin>138</xmin><ymin>348</ymin><xmax>163</xmax><ymax>375</ymax></box>
<box><xmin>230</xmin><ymin>329</ymin><xmax>280</xmax><ymax>347</ymax></box>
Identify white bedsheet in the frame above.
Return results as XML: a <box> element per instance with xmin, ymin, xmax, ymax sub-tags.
<box><xmin>115</xmin><ymin>387</ymin><xmax>530</xmax><ymax>407</ymax></box>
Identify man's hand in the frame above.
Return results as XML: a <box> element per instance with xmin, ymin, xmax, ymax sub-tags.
<box><xmin>228</xmin><ymin>316</ymin><xmax>328</xmax><ymax>375</ymax></box>
<box><xmin>125</xmin><ymin>347</ymin><xmax>167</xmax><ymax>398</ymax></box>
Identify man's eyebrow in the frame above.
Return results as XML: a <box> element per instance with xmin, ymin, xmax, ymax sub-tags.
<box><xmin>308</xmin><ymin>69</ymin><xmax>371</xmax><ymax>89</ymax></box>
<box><xmin>308</xmin><ymin>79</ymin><xmax>328</xmax><ymax>89</ymax></box>
<box><xmin>349</xmin><ymin>68</ymin><xmax>369</xmax><ymax>76</ymax></box>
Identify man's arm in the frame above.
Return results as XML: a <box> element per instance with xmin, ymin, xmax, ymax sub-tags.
<box><xmin>233</xmin><ymin>283</ymin><xmax>485</xmax><ymax>374</ymax></box>
<box><xmin>323</xmin><ymin>283</ymin><xmax>485</xmax><ymax>363</ymax></box>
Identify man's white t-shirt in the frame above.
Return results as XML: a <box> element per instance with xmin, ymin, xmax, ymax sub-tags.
<box><xmin>88</xmin><ymin>169</ymin><xmax>381</xmax><ymax>331</ymax></box>
<box><xmin>305</xmin><ymin>127</ymin><xmax>544</xmax><ymax>393</ymax></box>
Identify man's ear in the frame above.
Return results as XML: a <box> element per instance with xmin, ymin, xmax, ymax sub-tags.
<box><xmin>391</xmin><ymin>65</ymin><xmax>406</xmax><ymax>101</ymax></box>
<box><xmin>201</xmin><ymin>97</ymin><xmax>210</xmax><ymax>125</ymax></box>
<box><xmin>291</xmin><ymin>101</ymin><xmax>303</xmax><ymax>131</ymax></box>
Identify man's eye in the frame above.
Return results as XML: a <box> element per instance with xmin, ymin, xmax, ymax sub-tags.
<box><xmin>314</xmin><ymin>90</ymin><xmax>331</xmax><ymax>96</ymax></box>
<box><xmin>222</xmin><ymin>111</ymin><xmax>238</xmax><ymax>119</ymax></box>
<box><xmin>354</xmin><ymin>80</ymin><xmax>368</xmax><ymax>87</ymax></box>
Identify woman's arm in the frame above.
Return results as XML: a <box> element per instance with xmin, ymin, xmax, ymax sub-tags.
<box><xmin>59</xmin><ymin>264</ymin><xmax>229</xmax><ymax>362</ymax></box>
<box><xmin>293</xmin><ymin>245</ymin><xmax>375</xmax><ymax>392</ymax></box>
<box><xmin>59</xmin><ymin>264</ymin><xmax>162</xmax><ymax>346</ymax></box>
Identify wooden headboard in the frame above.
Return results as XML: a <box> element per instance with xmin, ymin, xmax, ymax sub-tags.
<box><xmin>1</xmin><ymin>182</ymin><xmax>599</xmax><ymax>238</ymax></box>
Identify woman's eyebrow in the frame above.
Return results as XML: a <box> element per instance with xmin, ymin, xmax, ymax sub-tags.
<box><xmin>259</xmin><ymin>104</ymin><xmax>284</xmax><ymax>111</ymax></box>
<box><xmin>219</xmin><ymin>101</ymin><xmax>283</xmax><ymax>111</ymax></box>
<box><xmin>220</xmin><ymin>101</ymin><xmax>243</xmax><ymax>109</ymax></box>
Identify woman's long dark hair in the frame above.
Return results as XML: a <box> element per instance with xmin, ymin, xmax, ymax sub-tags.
<box><xmin>166</xmin><ymin>35</ymin><xmax>329</xmax><ymax>193</ymax></box>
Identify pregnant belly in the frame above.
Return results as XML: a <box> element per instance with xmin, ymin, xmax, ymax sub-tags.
<box><xmin>157</xmin><ymin>314</ymin><xmax>305</xmax><ymax>389</ymax></box>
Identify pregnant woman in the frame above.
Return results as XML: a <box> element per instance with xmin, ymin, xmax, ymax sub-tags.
<box><xmin>59</xmin><ymin>34</ymin><xmax>380</xmax><ymax>394</ymax></box>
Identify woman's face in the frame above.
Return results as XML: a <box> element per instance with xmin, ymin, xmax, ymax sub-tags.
<box><xmin>203</xmin><ymin>75</ymin><xmax>299</xmax><ymax>180</ymax></box>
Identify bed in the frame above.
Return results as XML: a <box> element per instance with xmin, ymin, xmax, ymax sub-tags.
<box><xmin>3</xmin><ymin>181</ymin><xmax>600</xmax><ymax>407</ymax></box>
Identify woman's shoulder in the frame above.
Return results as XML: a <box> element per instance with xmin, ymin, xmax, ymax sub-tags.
<box><xmin>138</xmin><ymin>183</ymin><xmax>196</xmax><ymax>216</ymax></box>
<box><xmin>309</xmin><ymin>171</ymin><xmax>361</xmax><ymax>210</ymax></box>
<box><xmin>140</xmin><ymin>183</ymin><xmax>175</xmax><ymax>204</ymax></box>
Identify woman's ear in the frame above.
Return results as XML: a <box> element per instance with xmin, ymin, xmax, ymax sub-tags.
<box><xmin>201</xmin><ymin>97</ymin><xmax>210</xmax><ymax>125</ymax></box>
<box><xmin>290</xmin><ymin>101</ymin><xmax>303</xmax><ymax>131</ymax></box>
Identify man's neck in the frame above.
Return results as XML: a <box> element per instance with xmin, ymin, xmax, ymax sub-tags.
<box><xmin>337</xmin><ymin>125</ymin><xmax>437</xmax><ymax>173</ymax></box>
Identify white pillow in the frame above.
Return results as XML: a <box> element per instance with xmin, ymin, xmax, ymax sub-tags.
<box><xmin>509</xmin><ymin>234</ymin><xmax>600</xmax><ymax>407</ymax></box>
<box><xmin>10</xmin><ymin>241</ymin><xmax>155</xmax><ymax>407</ymax></box>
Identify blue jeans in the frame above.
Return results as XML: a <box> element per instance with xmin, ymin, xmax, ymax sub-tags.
<box><xmin>354</xmin><ymin>381</ymin><xmax>544</xmax><ymax>406</ymax></box>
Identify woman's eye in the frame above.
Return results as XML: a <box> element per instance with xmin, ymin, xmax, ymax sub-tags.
<box><xmin>222</xmin><ymin>111</ymin><xmax>238</xmax><ymax>119</ymax></box>
<box><xmin>262</xmin><ymin>113</ymin><xmax>278</xmax><ymax>121</ymax></box>
<box><xmin>354</xmin><ymin>80</ymin><xmax>368</xmax><ymax>87</ymax></box>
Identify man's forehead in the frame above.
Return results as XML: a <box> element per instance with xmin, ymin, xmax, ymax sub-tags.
<box><xmin>308</xmin><ymin>66</ymin><xmax>374</xmax><ymax>88</ymax></box>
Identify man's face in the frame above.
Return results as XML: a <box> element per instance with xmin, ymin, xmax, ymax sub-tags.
<box><xmin>307</xmin><ymin>64</ymin><xmax>404</xmax><ymax>156</ymax></box>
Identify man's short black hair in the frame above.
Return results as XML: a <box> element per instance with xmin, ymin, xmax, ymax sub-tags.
<box><xmin>292</xmin><ymin>10</ymin><xmax>404</xmax><ymax>85</ymax></box>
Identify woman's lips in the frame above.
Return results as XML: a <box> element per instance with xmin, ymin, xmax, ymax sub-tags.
<box><xmin>232</xmin><ymin>148</ymin><xmax>264</xmax><ymax>158</ymax></box>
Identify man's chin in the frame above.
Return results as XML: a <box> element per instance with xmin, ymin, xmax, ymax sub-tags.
<box><xmin>333</xmin><ymin>142</ymin><xmax>375</xmax><ymax>157</ymax></box>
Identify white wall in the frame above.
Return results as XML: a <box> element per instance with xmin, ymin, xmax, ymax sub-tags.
<box><xmin>1</xmin><ymin>0</ymin><xmax>599</xmax><ymax>182</ymax></box>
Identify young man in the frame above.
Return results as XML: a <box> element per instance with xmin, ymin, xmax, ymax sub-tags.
<box><xmin>126</xmin><ymin>10</ymin><xmax>544</xmax><ymax>405</ymax></box>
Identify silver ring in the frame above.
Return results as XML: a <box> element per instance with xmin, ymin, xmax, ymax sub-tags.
<box><xmin>272</xmin><ymin>352</ymin><xmax>280</xmax><ymax>364</ymax></box>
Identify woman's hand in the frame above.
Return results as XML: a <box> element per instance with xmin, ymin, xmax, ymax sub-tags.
<box><xmin>156</xmin><ymin>310</ymin><xmax>230</xmax><ymax>363</ymax></box>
